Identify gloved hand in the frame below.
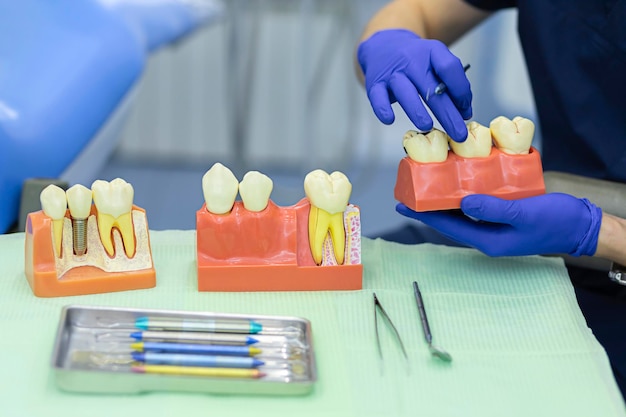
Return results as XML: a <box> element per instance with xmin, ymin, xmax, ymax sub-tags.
<box><xmin>396</xmin><ymin>193</ymin><xmax>603</xmax><ymax>257</ymax></box>
<box><xmin>357</xmin><ymin>29</ymin><xmax>472</xmax><ymax>142</ymax></box>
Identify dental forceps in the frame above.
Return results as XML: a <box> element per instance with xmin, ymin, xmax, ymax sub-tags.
<box><xmin>373</xmin><ymin>293</ymin><xmax>409</xmax><ymax>369</ymax></box>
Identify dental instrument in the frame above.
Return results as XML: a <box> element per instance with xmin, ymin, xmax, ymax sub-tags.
<box><xmin>412</xmin><ymin>281</ymin><xmax>452</xmax><ymax>362</ymax></box>
<box><xmin>434</xmin><ymin>63</ymin><xmax>471</xmax><ymax>95</ymax></box>
<box><xmin>373</xmin><ymin>293</ymin><xmax>409</xmax><ymax>367</ymax></box>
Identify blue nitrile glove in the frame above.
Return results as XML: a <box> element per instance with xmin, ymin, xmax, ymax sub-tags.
<box><xmin>357</xmin><ymin>29</ymin><xmax>472</xmax><ymax>142</ymax></box>
<box><xmin>396</xmin><ymin>193</ymin><xmax>603</xmax><ymax>257</ymax></box>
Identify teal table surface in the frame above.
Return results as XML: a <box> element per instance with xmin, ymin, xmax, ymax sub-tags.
<box><xmin>1</xmin><ymin>230</ymin><xmax>624</xmax><ymax>417</ymax></box>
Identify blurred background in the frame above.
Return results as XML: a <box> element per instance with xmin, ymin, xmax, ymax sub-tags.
<box><xmin>94</xmin><ymin>0</ymin><xmax>538</xmax><ymax>237</ymax></box>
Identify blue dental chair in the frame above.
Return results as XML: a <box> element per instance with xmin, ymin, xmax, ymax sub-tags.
<box><xmin>0</xmin><ymin>0</ymin><xmax>223</xmax><ymax>233</ymax></box>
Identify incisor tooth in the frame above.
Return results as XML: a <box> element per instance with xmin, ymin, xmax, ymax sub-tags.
<box><xmin>304</xmin><ymin>170</ymin><xmax>352</xmax><ymax>265</ymax></box>
<box><xmin>202</xmin><ymin>163</ymin><xmax>239</xmax><ymax>214</ymax></box>
<box><xmin>403</xmin><ymin>129</ymin><xmax>449</xmax><ymax>163</ymax></box>
<box><xmin>239</xmin><ymin>171</ymin><xmax>273</xmax><ymax>212</ymax></box>
<box><xmin>490</xmin><ymin>116</ymin><xmax>535</xmax><ymax>154</ymax></box>
<box><xmin>449</xmin><ymin>121</ymin><xmax>492</xmax><ymax>158</ymax></box>
<box><xmin>40</xmin><ymin>184</ymin><xmax>67</xmax><ymax>257</ymax></box>
<box><xmin>92</xmin><ymin>178</ymin><xmax>135</xmax><ymax>258</ymax></box>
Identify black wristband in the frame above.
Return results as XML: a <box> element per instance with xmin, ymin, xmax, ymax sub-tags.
<box><xmin>609</xmin><ymin>262</ymin><xmax>626</xmax><ymax>285</ymax></box>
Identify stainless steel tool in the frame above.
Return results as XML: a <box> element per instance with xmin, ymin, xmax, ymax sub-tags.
<box><xmin>412</xmin><ymin>281</ymin><xmax>452</xmax><ymax>362</ymax></box>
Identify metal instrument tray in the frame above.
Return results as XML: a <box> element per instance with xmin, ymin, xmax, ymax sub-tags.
<box><xmin>51</xmin><ymin>305</ymin><xmax>317</xmax><ymax>395</ymax></box>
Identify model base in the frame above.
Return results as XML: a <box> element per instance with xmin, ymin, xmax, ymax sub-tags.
<box><xmin>24</xmin><ymin>208</ymin><xmax>156</xmax><ymax>297</ymax></box>
<box><xmin>196</xmin><ymin>198</ymin><xmax>363</xmax><ymax>292</ymax></box>
<box><xmin>395</xmin><ymin>147</ymin><xmax>546</xmax><ymax>212</ymax></box>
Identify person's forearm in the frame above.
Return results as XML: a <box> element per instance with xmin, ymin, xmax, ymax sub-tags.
<box><xmin>594</xmin><ymin>213</ymin><xmax>626</xmax><ymax>265</ymax></box>
<box><xmin>359</xmin><ymin>0</ymin><xmax>428</xmax><ymax>43</ymax></box>
<box><xmin>355</xmin><ymin>0</ymin><xmax>490</xmax><ymax>83</ymax></box>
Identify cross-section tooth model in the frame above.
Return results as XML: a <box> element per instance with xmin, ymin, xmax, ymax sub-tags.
<box><xmin>395</xmin><ymin>116</ymin><xmax>545</xmax><ymax>212</ymax></box>
<box><xmin>196</xmin><ymin>163</ymin><xmax>362</xmax><ymax>292</ymax></box>
<box><xmin>24</xmin><ymin>178</ymin><xmax>156</xmax><ymax>297</ymax></box>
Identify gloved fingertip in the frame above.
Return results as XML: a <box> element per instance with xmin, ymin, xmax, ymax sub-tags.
<box><xmin>396</xmin><ymin>203</ymin><xmax>419</xmax><ymax>218</ymax></box>
<box><xmin>411</xmin><ymin>116</ymin><xmax>433</xmax><ymax>133</ymax></box>
<box><xmin>375</xmin><ymin>108</ymin><xmax>395</xmax><ymax>125</ymax></box>
<box><xmin>449</xmin><ymin>127</ymin><xmax>468</xmax><ymax>143</ymax></box>
<box><xmin>459</xmin><ymin>194</ymin><xmax>483</xmax><ymax>213</ymax></box>
<box><xmin>395</xmin><ymin>203</ymin><xmax>410</xmax><ymax>214</ymax></box>
<box><xmin>460</xmin><ymin>107</ymin><xmax>473</xmax><ymax>121</ymax></box>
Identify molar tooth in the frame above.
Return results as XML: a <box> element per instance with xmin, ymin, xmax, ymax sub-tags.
<box><xmin>91</xmin><ymin>178</ymin><xmax>135</xmax><ymax>258</ymax></box>
<box><xmin>202</xmin><ymin>163</ymin><xmax>239</xmax><ymax>215</ymax></box>
<box><xmin>66</xmin><ymin>184</ymin><xmax>93</xmax><ymax>256</ymax></box>
<box><xmin>403</xmin><ymin>129</ymin><xmax>449</xmax><ymax>163</ymax></box>
<box><xmin>303</xmin><ymin>170</ymin><xmax>352</xmax><ymax>265</ymax></box>
<box><xmin>490</xmin><ymin>115</ymin><xmax>535</xmax><ymax>154</ymax></box>
<box><xmin>239</xmin><ymin>171</ymin><xmax>273</xmax><ymax>212</ymax></box>
<box><xmin>449</xmin><ymin>121</ymin><xmax>492</xmax><ymax>158</ymax></box>
<box><xmin>40</xmin><ymin>184</ymin><xmax>67</xmax><ymax>257</ymax></box>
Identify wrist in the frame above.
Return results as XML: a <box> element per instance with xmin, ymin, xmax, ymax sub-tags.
<box><xmin>569</xmin><ymin>198</ymin><xmax>603</xmax><ymax>257</ymax></box>
<box><xmin>595</xmin><ymin>212</ymin><xmax>626</xmax><ymax>265</ymax></box>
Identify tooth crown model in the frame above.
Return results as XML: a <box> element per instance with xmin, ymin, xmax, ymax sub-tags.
<box><xmin>24</xmin><ymin>179</ymin><xmax>156</xmax><ymax>297</ymax></box>
<box><xmin>196</xmin><ymin>164</ymin><xmax>362</xmax><ymax>292</ymax></box>
<box><xmin>396</xmin><ymin>116</ymin><xmax>546</xmax><ymax>212</ymax></box>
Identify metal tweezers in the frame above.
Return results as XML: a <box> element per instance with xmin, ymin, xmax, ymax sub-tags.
<box><xmin>373</xmin><ymin>292</ymin><xmax>409</xmax><ymax>366</ymax></box>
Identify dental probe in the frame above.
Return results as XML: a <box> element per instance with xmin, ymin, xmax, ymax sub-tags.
<box><xmin>412</xmin><ymin>281</ymin><xmax>452</xmax><ymax>362</ymax></box>
<box><xmin>434</xmin><ymin>63</ymin><xmax>471</xmax><ymax>95</ymax></box>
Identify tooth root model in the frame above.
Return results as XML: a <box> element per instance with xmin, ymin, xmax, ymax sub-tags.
<box><xmin>92</xmin><ymin>178</ymin><xmax>136</xmax><ymax>258</ymax></box>
<box><xmin>395</xmin><ymin>116</ymin><xmax>545</xmax><ymax>212</ymax></box>
<box><xmin>40</xmin><ymin>184</ymin><xmax>68</xmax><ymax>258</ymax></box>
<box><xmin>196</xmin><ymin>163</ymin><xmax>362</xmax><ymax>292</ymax></box>
<box><xmin>24</xmin><ymin>178</ymin><xmax>156</xmax><ymax>297</ymax></box>
<box><xmin>303</xmin><ymin>170</ymin><xmax>352</xmax><ymax>266</ymax></box>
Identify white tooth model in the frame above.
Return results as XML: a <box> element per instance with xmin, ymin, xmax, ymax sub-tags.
<box><xmin>490</xmin><ymin>116</ymin><xmax>535</xmax><ymax>155</ymax></box>
<box><xmin>40</xmin><ymin>184</ymin><xmax>68</xmax><ymax>257</ymax></box>
<box><xmin>239</xmin><ymin>171</ymin><xmax>273</xmax><ymax>212</ymax></box>
<box><xmin>27</xmin><ymin>177</ymin><xmax>155</xmax><ymax>297</ymax></box>
<box><xmin>202</xmin><ymin>163</ymin><xmax>239</xmax><ymax>214</ymax></box>
<box><xmin>66</xmin><ymin>184</ymin><xmax>92</xmax><ymax>256</ymax></box>
<box><xmin>304</xmin><ymin>169</ymin><xmax>352</xmax><ymax>266</ymax></box>
<box><xmin>92</xmin><ymin>178</ymin><xmax>136</xmax><ymax>258</ymax></box>
<box><xmin>403</xmin><ymin>129</ymin><xmax>449</xmax><ymax>163</ymax></box>
<box><xmin>449</xmin><ymin>121</ymin><xmax>492</xmax><ymax>158</ymax></box>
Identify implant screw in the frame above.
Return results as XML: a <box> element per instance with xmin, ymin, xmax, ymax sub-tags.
<box><xmin>72</xmin><ymin>217</ymin><xmax>88</xmax><ymax>256</ymax></box>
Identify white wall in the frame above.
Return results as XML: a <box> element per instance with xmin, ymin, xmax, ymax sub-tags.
<box><xmin>115</xmin><ymin>1</ymin><xmax>538</xmax><ymax>171</ymax></box>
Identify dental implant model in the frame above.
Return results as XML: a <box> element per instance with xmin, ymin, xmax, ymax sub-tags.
<box><xmin>395</xmin><ymin>115</ymin><xmax>546</xmax><ymax>212</ymax></box>
<box><xmin>24</xmin><ymin>178</ymin><xmax>156</xmax><ymax>297</ymax></box>
<box><xmin>196</xmin><ymin>163</ymin><xmax>362</xmax><ymax>292</ymax></box>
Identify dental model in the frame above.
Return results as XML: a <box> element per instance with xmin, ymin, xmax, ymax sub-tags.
<box><xmin>40</xmin><ymin>184</ymin><xmax>68</xmax><ymax>257</ymax></box>
<box><xmin>490</xmin><ymin>116</ymin><xmax>534</xmax><ymax>155</ymax></box>
<box><xmin>66</xmin><ymin>184</ymin><xmax>92</xmax><ymax>256</ymax></box>
<box><xmin>238</xmin><ymin>171</ymin><xmax>273</xmax><ymax>212</ymax></box>
<box><xmin>202</xmin><ymin>163</ymin><xmax>239</xmax><ymax>214</ymax></box>
<box><xmin>395</xmin><ymin>116</ymin><xmax>545</xmax><ymax>212</ymax></box>
<box><xmin>304</xmin><ymin>170</ymin><xmax>352</xmax><ymax>266</ymax></box>
<box><xmin>24</xmin><ymin>178</ymin><xmax>156</xmax><ymax>297</ymax></box>
<box><xmin>448</xmin><ymin>121</ymin><xmax>492</xmax><ymax>158</ymax></box>
<box><xmin>403</xmin><ymin>129</ymin><xmax>449</xmax><ymax>163</ymax></box>
<box><xmin>196</xmin><ymin>163</ymin><xmax>362</xmax><ymax>292</ymax></box>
